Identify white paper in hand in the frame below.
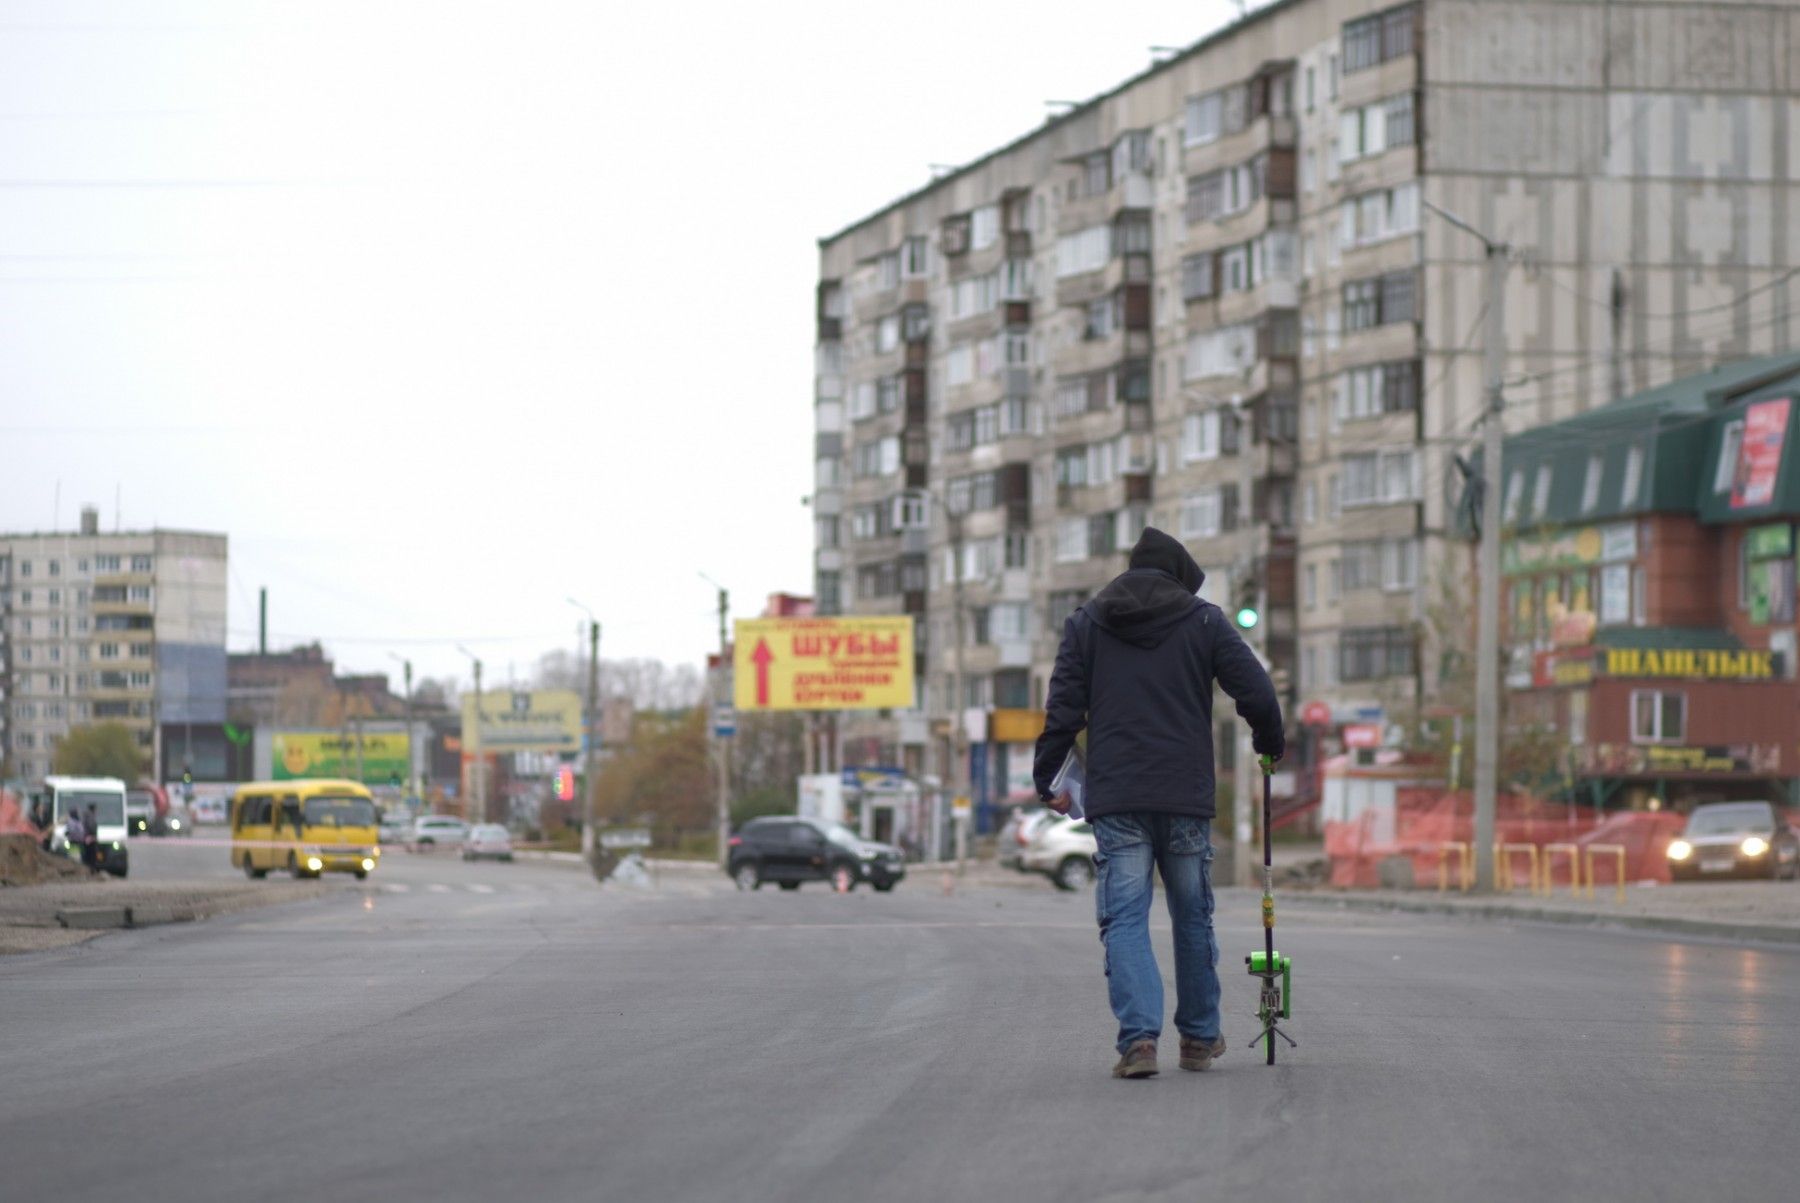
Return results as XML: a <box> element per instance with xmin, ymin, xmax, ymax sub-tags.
<box><xmin>1048</xmin><ymin>746</ymin><xmax>1086</xmax><ymax>820</ymax></box>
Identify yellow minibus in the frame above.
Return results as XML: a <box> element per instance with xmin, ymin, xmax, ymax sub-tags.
<box><xmin>230</xmin><ymin>779</ymin><xmax>381</xmax><ymax>880</ymax></box>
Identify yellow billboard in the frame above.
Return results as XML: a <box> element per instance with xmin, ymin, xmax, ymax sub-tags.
<box><xmin>461</xmin><ymin>689</ymin><xmax>583</xmax><ymax>753</ymax></box>
<box><xmin>733</xmin><ymin>616</ymin><xmax>915</xmax><ymax>711</ymax></box>
<box><xmin>272</xmin><ymin>731</ymin><xmax>410</xmax><ymax>782</ymax></box>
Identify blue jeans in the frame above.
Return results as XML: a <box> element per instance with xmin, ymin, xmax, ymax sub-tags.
<box><xmin>1092</xmin><ymin>813</ymin><xmax>1220</xmax><ymax>1053</ymax></box>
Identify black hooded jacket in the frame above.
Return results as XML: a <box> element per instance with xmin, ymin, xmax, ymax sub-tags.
<box><xmin>1032</xmin><ymin>527</ymin><xmax>1284</xmax><ymax>822</ymax></box>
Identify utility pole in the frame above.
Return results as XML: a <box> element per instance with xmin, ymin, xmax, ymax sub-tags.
<box><xmin>459</xmin><ymin>646</ymin><xmax>485</xmax><ymax>825</ymax></box>
<box><xmin>700</xmin><ymin>577</ymin><xmax>732</xmax><ymax>867</ymax></box>
<box><xmin>1424</xmin><ymin>199</ymin><xmax>1509</xmax><ymax>892</ymax></box>
<box><xmin>258</xmin><ymin>587</ymin><xmax>267</xmax><ymax>655</ymax></box>
<box><xmin>568</xmin><ymin>602</ymin><xmax>602</xmax><ymax>861</ymax></box>
<box><xmin>948</xmin><ymin>504</ymin><xmax>969</xmax><ymax>875</ymax></box>
<box><xmin>397</xmin><ymin>657</ymin><xmax>415</xmax><ymax>798</ymax></box>
<box><xmin>1471</xmin><ymin>239</ymin><xmax>1510</xmax><ymax>892</ymax></box>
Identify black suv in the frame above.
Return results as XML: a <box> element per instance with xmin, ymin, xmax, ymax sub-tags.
<box><xmin>727</xmin><ymin>817</ymin><xmax>906</xmax><ymax>892</ymax></box>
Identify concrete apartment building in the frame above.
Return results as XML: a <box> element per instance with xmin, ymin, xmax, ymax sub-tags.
<box><xmin>814</xmin><ymin>0</ymin><xmax>1800</xmax><ymax>824</ymax></box>
<box><xmin>0</xmin><ymin>507</ymin><xmax>228</xmax><ymax>784</ymax></box>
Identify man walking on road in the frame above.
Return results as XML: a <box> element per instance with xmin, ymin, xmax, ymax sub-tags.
<box><xmin>1035</xmin><ymin>527</ymin><xmax>1284</xmax><ymax>1079</ymax></box>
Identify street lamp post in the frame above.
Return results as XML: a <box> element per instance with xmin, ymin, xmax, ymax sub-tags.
<box><xmin>388</xmin><ymin>653</ymin><xmax>415</xmax><ymax>802</ymax></box>
<box><xmin>456</xmin><ymin>645</ymin><xmax>485</xmax><ymax>824</ymax></box>
<box><xmin>567</xmin><ymin>599</ymin><xmax>602</xmax><ymax>861</ymax></box>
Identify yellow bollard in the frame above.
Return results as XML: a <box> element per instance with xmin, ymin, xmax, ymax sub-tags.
<box><xmin>1584</xmin><ymin>843</ymin><xmax>1627</xmax><ymax>903</ymax></box>
<box><xmin>1437</xmin><ymin>841</ymin><xmax>1472</xmax><ymax>892</ymax></box>
<box><xmin>1542</xmin><ymin>843</ymin><xmax>1583</xmax><ymax>897</ymax></box>
<box><xmin>1495</xmin><ymin>843</ymin><xmax>1541</xmax><ymax>893</ymax></box>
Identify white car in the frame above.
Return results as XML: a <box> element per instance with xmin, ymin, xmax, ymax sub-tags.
<box><xmin>997</xmin><ymin>806</ymin><xmax>1058</xmax><ymax>871</ymax></box>
<box><xmin>1021</xmin><ymin>815</ymin><xmax>1097</xmax><ymax>890</ymax></box>
<box><xmin>411</xmin><ymin>815</ymin><xmax>470</xmax><ymax>849</ymax></box>
<box><xmin>462</xmin><ymin>824</ymin><xmax>514</xmax><ymax>862</ymax></box>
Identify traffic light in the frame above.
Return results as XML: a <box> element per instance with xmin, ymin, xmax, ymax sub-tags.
<box><xmin>1233</xmin><ymin>576</ymin><xmax>1260</xmax><ymax>630</ymax></box>
<box><xmin>553</xmin><ymin>765</ymin><xmax>576</xmax><ymax>802</ymax></box>
<box><xmin>181</xmin><ymin>765</ymin><xmax>193</xmax><ymax>787</ymax></box>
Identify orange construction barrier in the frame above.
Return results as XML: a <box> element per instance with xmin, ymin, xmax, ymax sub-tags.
<box><xmin>1584</xmin><ymin>844</ymin><xmax>1628</xmax><ymax>903</ymax></box>
<box><xmin>1495</xmin><ymin>843</ymin><xmax>1541</xmax><ymax>893</ymax></box>
<box><xmin>1542</xmin><ymin>842</ymin><xmax>1583</xmax><ymax>897</ymax></box>
<box><xmin>1437</xmin><ymin>841</ymin><xmax>1472</xmax><ymax>892</ymax></box>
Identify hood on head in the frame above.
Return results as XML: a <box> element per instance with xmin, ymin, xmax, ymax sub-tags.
<box><xmin>1085</xmin><ymin>527</ymin><xmax>1207</xmax><ymax>649</ymax></box>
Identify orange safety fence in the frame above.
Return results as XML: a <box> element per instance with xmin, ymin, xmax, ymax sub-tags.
<box><xmin>0</xmin><ymin>789</ymin><xmax>39</xmax><ymax>837</ymax></box>
<box><xmin>1325</xmin><ymin>788</ymin><xmax>1689</xmax><ymax>891</ymax></box>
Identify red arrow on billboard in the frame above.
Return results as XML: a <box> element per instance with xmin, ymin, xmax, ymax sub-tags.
<box><xmin>751</xmin><ymin>638</ymin><xmax>774</xmax><ymax>707</ymax></box>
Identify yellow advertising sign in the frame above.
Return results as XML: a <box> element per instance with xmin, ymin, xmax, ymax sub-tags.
<box><xmin>733</xmin><ymin>617</ymin><xmax>915</xmax><ymax>711</ymax></box>
<box><xmin>461</xmin><ymin>689</ymin><xmax>583</xmax><ymax>753</ymax></box>
<box><xmin>1599</xmin><ymin>647</ymin><xmax>1779</xmax><ymax>680</ymax></box>
<box><xmin>271</xmin><ymin>731</ymin><xmax>410</xmax><ymax>782</ymax></box>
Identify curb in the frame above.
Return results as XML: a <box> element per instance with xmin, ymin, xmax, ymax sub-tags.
<box><xmin>1281</xmin><ymin>890</ymin><xmax>1800</xmax><ymax>946</ymax></box>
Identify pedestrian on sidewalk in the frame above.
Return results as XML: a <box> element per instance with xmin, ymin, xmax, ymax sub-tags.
<box><xmin>64</xmin><ymin>807</ymin><xmax>86</xmax><ymax>858</ymax></box>
<box><xmin>82</xmin><ymin>804</ymin><xmax>101</xmax><ymax>875</ymax></box>
<box><xmin>1034</xmin><ymin>527</ymin><xmax>1284</xmax><ymax>1079</ymax></box>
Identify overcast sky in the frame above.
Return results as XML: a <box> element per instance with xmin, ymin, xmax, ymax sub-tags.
<box><xmin>1</xmin><ymin>0</ymin><xmax>1238</xmax><ymax>690</ymax></box>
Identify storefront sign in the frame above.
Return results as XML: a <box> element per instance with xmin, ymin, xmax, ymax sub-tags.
<box><xmin>1532</xmin><ymin>648</ymin><xmax>1596</xmax><ymax>688</ymax></box>
<box><xmin>1342</xmin><ymin>723</ymin><xmax>1382</xmax><ymax>749</ymax></box>
<box><xmin>1749</xmin><ymin>558</ymin><xmax>1796</xmax><ymax>625</ymax></box>
<box><xmin>1744</xmin><ymin>522</ymin><xmax>1794</xmax><ymax>560</ymax></box>
<box><xmin>1730</xmin><ymin>398</ymin><xmax>1791</xmax><ymax>510</ymax></box>
<box><xmin>733</xmin><ymin>616</ymin><xmax>915</xmax><ymax>710</ymax></box>
<box><xmin>1580</xmin><ymin>743</ymin><xmax>1781</xmax><ymax>775</ymax></box>
<box><xmin>989</xmin><ymin>708</ymin><xmax>1046</xmax><ymax>743</ymax></box>
<box><xmin>1598</xmin><ymin>646</ymin><xmax>1781</xmax><ymax>679</ymax></box>
<box><xmin>1503</xmin><ymin>522</ymin><xmax>1637</xmax><ymax>577</ymax></box>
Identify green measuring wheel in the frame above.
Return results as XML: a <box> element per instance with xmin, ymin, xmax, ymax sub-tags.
<box><xmin>1246</xmin><ymin>755</ymin><xmax>1297</xmax><ymax>1065</ymax></box>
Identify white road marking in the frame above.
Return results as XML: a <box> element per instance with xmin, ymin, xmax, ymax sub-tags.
<box><xmin>467</xmin><ymin>884</ymin><xmax>496</xmax><ymax>894</ymax></box>
<box><xmin>383</xmin><ymin>883</ymin><xmax>411</xmax><ymax>893</ymax></box>
<box><xmin>427</xmin><ymin>884</ymin><xmax>452</xmax><ymax>894</ymax></box>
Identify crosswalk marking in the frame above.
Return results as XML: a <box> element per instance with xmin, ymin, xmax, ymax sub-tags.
<box><xmin>427</xmin><ymin>883</ymin><xmax>452</xmax><ymax>894</ymax></box>
<box><xmin>369</xmin><ymin>879</ymin><xmax>594</xmax><ymax>897</ymax></box>
<box><xmin>468</xmin><ymin>883</ymin><xmax>496</xmax><ymax>894</ymax></box>
<box><xmin>383</xmin><ymin>883</ymin><xmax>411</xmax><ymax>893</ymax></box>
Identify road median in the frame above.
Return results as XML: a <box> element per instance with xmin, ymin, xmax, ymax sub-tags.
<box><xmin>0</xmin><ymin>878</ymin><xmax>342</xmax><ymax>955</ymax></box>
<box><xmin>1282</xmin><ymin>881</ymin><xmax>1800</xmax><ymax>945</ymax></box>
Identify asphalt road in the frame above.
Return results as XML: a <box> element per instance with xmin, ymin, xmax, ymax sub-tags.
<box><xmin>3</xmin><ymin>843</ymin><xmax>1797</xmax><ymax>1203</ymax></box>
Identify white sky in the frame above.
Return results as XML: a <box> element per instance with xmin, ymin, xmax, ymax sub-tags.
<box><xmin>1</xmin><ymin>0</ymin><xmax>1237</xmax><ymax>690</ymax></box>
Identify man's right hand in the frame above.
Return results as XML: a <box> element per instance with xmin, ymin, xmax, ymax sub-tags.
<box><xmin>1043</xmin><ymin>792</ymin><xmax>1073</xmax><ymax>816</ymax></box>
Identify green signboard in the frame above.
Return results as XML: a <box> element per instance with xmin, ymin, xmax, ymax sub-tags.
<box><xmin>1745</xmin><ymin>522</ymin><xmax>1794</xmax><ymax>560</ymax></box>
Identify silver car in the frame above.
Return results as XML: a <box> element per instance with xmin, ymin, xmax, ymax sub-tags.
<box><xmin>462</xmin><ymin>824</ymin><xmax>514</xmax><ymax>862</ymax></box>
<box><xmin>411</xmin><ymin>815</ymin><xmax>470</xmax><ymax>850</ymax></box>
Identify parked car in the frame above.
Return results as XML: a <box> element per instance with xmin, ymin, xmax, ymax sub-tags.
<box><xmin>726</xmin><ymin>816</ymin><xmax>905</xmax><ymax>892</ymax></box>
<box><xmin>411</xmin><ymin>815</ymin><xmax>470</xmax><ymax>849</ymax></box>
<box><xmin>1667</xmin><ymin>801</ymin><xmax>1799</xmax><ymax>881</ymax></box>
<box><xmin>378</xmin><ymin>812</ymin><xmax>413</xmax><ymax>845</ymax></box>
<box><xmin>997</xmin><ymin>805</ymin><xmax>1057</xmax><ymax>871</ymax></box>
<box><xmin>463</xmin><ymin>824</ymin><xmax>514</xmax><ymax>862</ymax></box>
<box><xmin>1022</xmin><ymin>815</ymin><xmax>1097</xmax><ymax>891</ymax></box>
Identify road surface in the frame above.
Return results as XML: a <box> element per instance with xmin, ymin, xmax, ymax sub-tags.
<box><xmin>3</xmin><ymin>840</ymin><xmax>1795</xmax><ymax>1202</ymax></box>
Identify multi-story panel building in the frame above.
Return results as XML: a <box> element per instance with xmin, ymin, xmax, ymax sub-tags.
<box><xmin>0</xmin><ymin>507</ymin><xmax>228</xmax><ymax>784</ymax></box>
<box><xmin>815</xmin><ymin>0</ymin><xmax>1800</xmax><ymax>826</ymax></box>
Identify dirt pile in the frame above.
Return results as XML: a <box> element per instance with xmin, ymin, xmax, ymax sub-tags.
<box><xmin>0</xmin><ymin>834</ymin><xmax>86</xmax><ymax>887</ymax></box>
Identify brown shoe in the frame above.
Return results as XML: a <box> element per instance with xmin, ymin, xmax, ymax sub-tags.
<box><xmin>1179</xmin><ymin>1034</ymin><xmax>1226</xmax><ymax>1071</ymax></box>
<box><xmin>1111</xmin><ymin>1039</ymin><xmax>1158</xmax><ymax>1079</ymax></box>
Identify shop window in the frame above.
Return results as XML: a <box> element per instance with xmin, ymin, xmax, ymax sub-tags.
<box><xmin>1629</xmin><ymin>689</ymin><xmax>1685</xmax><ymax>744</ymax></box>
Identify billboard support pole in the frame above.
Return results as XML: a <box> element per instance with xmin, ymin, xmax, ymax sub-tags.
<box><xmin>713</xmin><ymin>585</ymin><xmax>731</xmax><ymax>868</ymax></box>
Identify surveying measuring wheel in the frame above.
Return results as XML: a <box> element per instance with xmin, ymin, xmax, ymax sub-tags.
<box><xmin>1246</xmin><ymin>755</ymin><xmax>1296</xmax><ymax>1065</ymax></box>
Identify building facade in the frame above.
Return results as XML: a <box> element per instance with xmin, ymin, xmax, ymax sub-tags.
<box><xmin>813</xmin><ymin>0</ymin><xmax>1800</xmax><ymax>822</ymax></box>
<box><xmin>1489</xmin><ymin>353</ymin><xmax>1800</xmax><ymax>810</ymax></box>
<box><xmin>0</xmin><ymin>507</ymin><xmax>228</xmax><ymax>784</ymax></box>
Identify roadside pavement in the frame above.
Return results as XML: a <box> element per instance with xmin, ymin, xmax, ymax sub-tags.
<box><xmin>1285</xmin><ymin>878</ymin><xmax>1800</xmax><ymax>944</ymax></box>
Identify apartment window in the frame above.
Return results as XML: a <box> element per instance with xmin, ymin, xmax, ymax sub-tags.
<box><xmin>1182</xmin><ymin>252</ymin><xmax>1216</xmax><ymax>301</ymax></box>
<box><xmin>876</xmin><ymin>314</ymin><xmax>900</xmax><ymax>353</ymax></box>
<box><xmin>1342</xmin><ymin>540</ymin><xmax>1382</xmax><ymax>591</ymax></box>
<box><xmin>47</xmin><ymin>588</ymin><xmax>60</xmax><ymax>604</ymax></box>
<box><xmin>1382</xmin><ymin>5</ymin><xmax>1417</xmax><ymax>58</ymax></box>
<box><xmin>1185</xmin><ymin>91</ymin><xmax>1223</xmax><ymax>146</ymax></box>
<box><xmin>99</xmin><ymin>643</ymin><xmax>120</xmax><ymax>660</ymax></box>
<box><xmin>1382</xmin><ymin>538</ymin><xmax>1419</xmax><ymax>590</ymax></box>
<box><xmin>19</xmin><ymin>561</ymin><xmax>30</xmax><ymax>578</ymax></box>
<box><xmin>1304</xmin><ymin>65</ymin><xmax>1315</xmax><ymax>111</ymax></box>
<box><xmin>1343</xmin><ymin>14</ymin><xmax>1382</xmax><ymax>72</ymax></box>
<box><xmin>815</xmin><ymin>571</ymin><xmax>841</xmax><ymax>614</ymax></box>
<box><xmin>1186</xmin><ymin>172</ymin><xmax>1224</xmax><ymax>224</ymax></box>
<box><xmin>901</xmin><ymin>236</ymin><xmax>930</xmax><ymax>279</ymax></box>
<box><xmin>128</xmin><ymin>585</ymin><xmax>151</xmax><ymax>603</ymax></box>
<box><xmin>1084</xmin><ymin>297</ymin><xmax>1116</xmax><ymax>340</ymax></box>
<box><xmin>129</xmin><ymin>671</ymin><xmax>151</xmax><ymax>689</ymax></box>
<box><xmin>1087</xmin><ymin>513</ymin><xmax>1118</xmax><ymax>557</ymax></box>
<box><xmin>1630</xmin><ymin>689</ymin><xmax>1685</xmax><ymax>744</ymax></box>
<box><xmin>1056</xmin><ymin>225</ymin><xmax>1111</xmax><ymax>277</ymax></box>
<box><xmin>1341</xmin><ymin>449</ymin><xmax>1417</xmax><ymax>506</ymax></box>
<box><xmin>1302</xmin><ymin>481</ymin><xmax>1317</xmax><ymax>525</ymax></box>
<box><xmin>1342</xmin><ymin>183</ymin><xmax>1420</xmax><ymax>247</ymax></box>
<box><xmin>1181</xmin><ymin>411</ymin><xmax>1222</xmax><ymax>462</ymax></box>
<box><xmin>1713</xmin><ymin>420</ymin><xmax>1745</xmax><ymax>493</ymax></box>
<box><xmin>970</xmin><ymin>205</ymin><xmax>1000</xmax><ymax>251</ymax></box>
<box><xmin>1340</xmin><ymin>626</ymin><xmax>1415</xmax><ymax>681</ymax></box>
<box><xmin>1180</xmin><ymin>490</ymin><xmax>1223</xmax><ymax>538</ymax></box>
<box><xmin>94</xmin><ymin>555</ymin><xmax>119</xmax><ymax>572</ymax></box>
<box><xmin>1303</xmin><ymin>565</ymin><xmax>1317</xmax><ymax>609</ymax></box>
<box><xmin>876</xmin><ymin>253</ymin><xmax>900</xmax><ymax>290</ymax></box>
<box><xmin>1055</xmin><ymin>517</ymin><xmax>1089</xmax><ymax>563</ymax></box>
<box><xmin>1620</xmin><ymin>444</ymin><xmax>1645</xmax><ymax>508</ymax></box>
<box><xmin>1343</xmin><ymin>279</ymin><xmax>1379</xmax><ymax>331</ymax></box>
<box><xmin>1384</xmin><ymin>92</ymin><xmax>1416</xmax><ymax>146</ymax></box>
<box><xmin>48</xmin><ymin>560</ymin><xmax>60</xmax><ymax>577</ymax></box>
<box><xmin>18</xmin><ymin>590</ymin><xmax>31</xmax><ymax>606</ymax></box>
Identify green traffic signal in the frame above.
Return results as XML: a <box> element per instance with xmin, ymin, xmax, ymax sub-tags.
<box><xmin>1235</xmin><ymin>606</ymin><xmax>1259</xmax><ymax>629</ymax></box>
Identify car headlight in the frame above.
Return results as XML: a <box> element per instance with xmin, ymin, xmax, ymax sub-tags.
<box><xmin>361</xmin><ymin>858</ymin><xmax>375</xmax><ymax>871</ymax></box>
<box><xmin>306</xmin><ymin>856</ymin><xmax>324</xmax><ymax>872</ymax></box>
<box><xmin>169</xmin><ymin>819</ymin><xmax>181</xmax><ymax>831</ymax></box>
<box><xmin>1742</xmin><ymin>836</ymin><xmax>1770</xmax><ymax>857</ymax></box>
<box><xmin>112</xmin><ymin>841</ymin><xmax>122</xmax><ymax>850</ymax></box>
<box><xmin>1667</xmin><ymin>840</ymin><xmax>1692</xmax><ymax>861</ymax></box>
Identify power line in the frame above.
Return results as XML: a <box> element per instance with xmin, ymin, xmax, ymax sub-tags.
<box><xmin>1542</xmin><ymin>265</ymin><xmax>1800</xmax><ymax>321</ymax></box>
